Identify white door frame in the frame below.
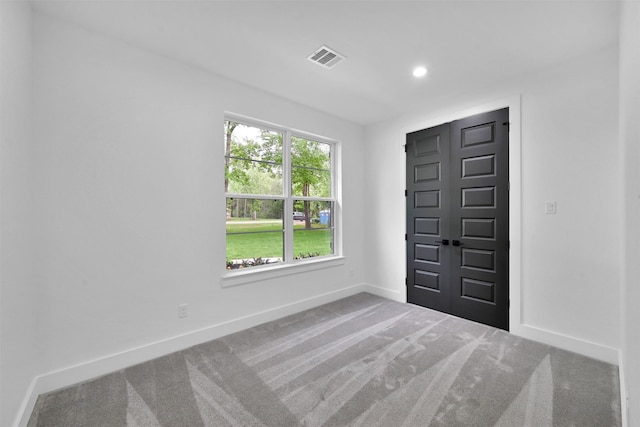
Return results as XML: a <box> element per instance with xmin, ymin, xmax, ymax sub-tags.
<box><xmin>404</xmin><ymin>95</ymin><xmax>522</xmax><ymax>333</ymax></box>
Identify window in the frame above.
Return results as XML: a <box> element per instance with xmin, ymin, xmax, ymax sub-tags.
<box><xmin>224</xmin><ymin>116</ymin><xmax>338</xmax><ymax>273</ymax></box>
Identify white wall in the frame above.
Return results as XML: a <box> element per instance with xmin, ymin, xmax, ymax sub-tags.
<box><xmin>620</xmin><ymin>1</ymin><xmax>640</xmax><ymax>424</ymax></box>
<box><xmin>0</xmin><ymin>1</ymin><xmax>39</xmax><ymax>426</ymax></box>
<box><xmin>364</xmin><ymin>45</ymin><xmax>620</xmax><ymax>361</ymax></box>
<box><xmin>29</xmin><ymin>11</ymin><xmax>365</xmax><ymax>393</ymax></box>
<box><xmin>5</xmin><ymin>4</ymin><xmax>630</xmax><ymax>425</ymax></box>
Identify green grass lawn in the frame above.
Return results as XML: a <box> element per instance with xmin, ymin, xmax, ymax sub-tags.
<box><xmin>226</xmin><ymin>220</ymin><xmax>333</xmax><ymax>260</ymax></box>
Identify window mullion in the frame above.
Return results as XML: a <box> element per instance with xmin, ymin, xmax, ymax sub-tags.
<box><xmin>292</xmin><ymin>196</ymin><xmax>334</xmax><ymax>202</ymax></box>
<box><xmin>283</xmin><ymin>130</ymin><xmax>294</xmax><ymax>263</ymax></box>
<box><xmin>225</xmin><ymin>193</ymin><xmax>285</xmax><ymax>200</ymax></box>
<box><xmin>331</xmin><ymin>142</ymin><xmax>340</xmax><ymax>256</ymax></box>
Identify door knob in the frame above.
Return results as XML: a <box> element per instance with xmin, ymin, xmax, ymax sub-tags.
<box><xmin>435</xmin><ymin>239</ymin><xmax>449</xmax><ymax>245</ymax></box>
<box><xmin>452</xmin><ymin>240</ymin><xmax>463</xmax><ymax>247</ymax></box>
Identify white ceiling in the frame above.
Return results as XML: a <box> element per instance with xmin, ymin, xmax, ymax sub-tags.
<box><xmin>32</xmin><ymin>0</ymin><xmax>620</xmax><ymax>125</ymax></box>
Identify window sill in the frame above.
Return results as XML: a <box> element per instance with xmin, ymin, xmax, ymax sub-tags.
<box><xmin>222</xmin><ymin>256</ymin><xmax>345</xmax><ymax>288</ymax></box>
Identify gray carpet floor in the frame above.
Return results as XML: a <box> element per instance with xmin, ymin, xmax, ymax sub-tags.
<box><xmin>28</xmin><ymin>293</ymin><xmax>621</xmax><ymax>426</ymax></box>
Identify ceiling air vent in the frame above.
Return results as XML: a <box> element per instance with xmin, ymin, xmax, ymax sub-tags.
<box><xmin>307</xmin><ymin>45</ymin><xmax>345</xmax><ymax>69</ymax></box>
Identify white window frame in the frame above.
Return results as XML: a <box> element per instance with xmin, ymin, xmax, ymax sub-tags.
<box><xmin>222</xmin><ymin>113</ymin><xmax>343</xmax><ymax>287</ymax></box>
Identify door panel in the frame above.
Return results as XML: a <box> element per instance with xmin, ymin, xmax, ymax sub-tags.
<box><xmin>462</xmin><ymin>155</ymin><xmax>496</xmax><ymax>178</ymax></box>
<box><xmin>406</xmin><ymin>123</ymin><xmax>450</xmax><ymax>313</ymax></box>
<box><xmin>415</xmin><ymin>218</ymin><xmax>440</xmax><ymax>235</ymax></box>
<box><xmin>450</xmin><ymin>108</ymin><xmax>509</xmax><ymax>330</ymax></box>
<box><xmin>407</xmin><ymin>108</ymin><xmax>509</xmax><ymax>330</ymax></box>
<box><xmin>415</xmin><ymin>191</ymin><xmax>441</xmax><ymax>208</ymax></box>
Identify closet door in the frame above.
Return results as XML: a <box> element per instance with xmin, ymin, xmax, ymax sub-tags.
<box><xmin>407</xmin><ymin>108</ymin><xmax>510</xmax><ymax>330</ymax></box>
<box><xmin>406</xmin><ymin>122</ymin><xmax>451</xmax><ymax>313</ymax></box>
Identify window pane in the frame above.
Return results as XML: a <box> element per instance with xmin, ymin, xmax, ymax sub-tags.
<box><xmin>291</xmin><ymin>137</ymin><xmax>331</xmax><ymax>198</ymax></box>
<box><xmin>291</xmin><ymin>137</ymin><xmax>331</xmax><ymax>168</ymax></box>
<box><xmin>228</xmin><ymin>159</ymin><xmax>282</xmax><ymax>195</ymax></box>
<box><xmin>291</xmin><ymin>167</ymin><xmax>331</xmax><ymax>197</ymax></box>
<box><xmin>225</xmin><ymin>121</ymin><xmax>283</xmax><ymax>195</ymax></box>
<box><xmin>226</xmin><ymin>198</ymin><xmax>283</xmax><ymax>269</ymax></box>
<box><xmin>293</xmin><ymin>201</ymin><xmax>334</xmax><ymax>259</ymax></box>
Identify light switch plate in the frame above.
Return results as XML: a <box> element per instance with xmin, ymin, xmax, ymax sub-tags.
<box><xmin>544</xmin><ymin>200</ymin><xmax>557</xmax><ymax>214</ymax></box>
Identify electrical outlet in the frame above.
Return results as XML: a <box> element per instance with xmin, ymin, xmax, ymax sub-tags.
<box><xmin>178</xmin><ymin>303</ymin><xmax>188</xmax><ymax>319</ymax></box>
<box><xmin>544</xmin><ymin>200</ymin><xmax>557</xmax><ymax>214</ymax></box>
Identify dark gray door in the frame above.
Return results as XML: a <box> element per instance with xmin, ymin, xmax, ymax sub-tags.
<box><xmin>406</xmin><ymin>108</ymin><xmax>509</xmax><ymax>330</ymax></box>
<box><xmin>406</xmin><ymin>122</ymin><xmax>451</xmax><ymax>313</ymax></box>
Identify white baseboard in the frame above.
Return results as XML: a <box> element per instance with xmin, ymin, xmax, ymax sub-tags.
<box><xmin>619</xmin><ymin>351</ymin><xmax>629</xmax><ymax>427</ymax></box>
<box><xmin>12</xmin><ymin>377</ymin><xmax>39</xmax><ymax>427</ymax></box>
<box><xmin>16</xmin><ymin>283</ymin><xmax>377</xmax><ymax>427</ymax></box>
<box><xmin>510</xmin><ymin>322</ymin><xmax>619</xmax><ymax>365</ymax></box>
<box><xmin>361</xmin><ymin>283</ymin><xmax>405</xmax><ymax>302</ymax></box>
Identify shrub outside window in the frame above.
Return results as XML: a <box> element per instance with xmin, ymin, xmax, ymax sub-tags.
<box><xmin>225</xmin><ymin>117</ymin><xmax>337</xmax><ymax>271</ymax></box>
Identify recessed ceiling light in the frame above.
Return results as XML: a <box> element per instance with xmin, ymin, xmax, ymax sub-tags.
<box><xmin>413</xmin><ymin>66</ymin><xmax>428</xmax><ymax>78</ymax></box>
